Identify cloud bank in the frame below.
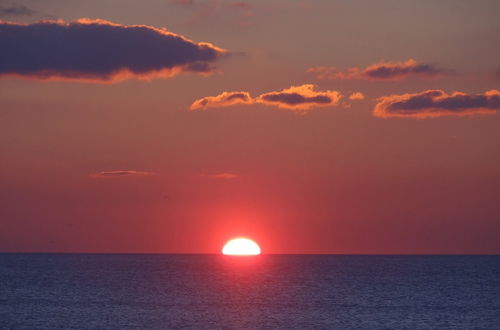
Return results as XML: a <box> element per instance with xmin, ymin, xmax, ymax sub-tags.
<box><xmin>374</xmin><ymin>89</ymin><xmax>500</xmax><ymax>118</ymax></box>
<box><xmin>308</xmin><ymin>59</ymin><xmax>446</xmax><ymax>81</ymax></box>
<box><xmin>190</xmin><ymin>91</ymin><xmax>253</xmax><ymax>110</ymax></box>
<box><xmin>190</xmin><ymin>84</ymin><xmax>343</xmax><ymax>111</ymax></box>
<box><xmin>0</xmin><ymin>19</ymin><xmax>227</xmax><ymax>82</ymax></box>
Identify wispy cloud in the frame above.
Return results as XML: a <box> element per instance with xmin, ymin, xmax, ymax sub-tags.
<box><xmin>90</xmin><ymin>170</ymin><xmax>156</xmax><ymax>178</ymax></box>
<box><xmin>173</xmin><ymin>0</ymin><xmax>254</xmax><ymax>26</ymax></box>
<box><xmin>373</xmin><ymin>89</ymin><xmax>500</xmax><ymax>118</ymax></box>
<box><xmin>0</xmin><ymin>19</ymin><xmax>227</xmax><ymax>83</ymax></box>
<box><xmin>0</xmin><ymin>4</ymin><xmax>35</xmax><ymax>17</ymax></box>
<box><xmin>171</xmin><ymin>0</ymin><xmax>194</xmax><ymax>5</ymax></box>
<box><xmin>203</xmin><ymin>172</ymin><xmax>238</xmax><ymax>179</ymax></box>
<box><xmin>308</xmin><ymin>59</ymin><xmax>448</xmax><ymax>81</ymax></box>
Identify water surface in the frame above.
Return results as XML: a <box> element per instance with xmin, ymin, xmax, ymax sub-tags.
<box><xmin>1</xmin><ymin>254</ymin><xmax>499</xmax><ymax>329</ymax></box>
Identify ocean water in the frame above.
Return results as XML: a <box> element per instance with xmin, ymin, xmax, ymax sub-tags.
<box><xmin>0</xmin><ymin>255</ymin><xmax>499</xmax><ymax>329</ymax></box>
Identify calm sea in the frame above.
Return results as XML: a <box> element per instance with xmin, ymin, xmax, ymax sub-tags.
<box><xmin>0</xmin><ymin>254</ymin><xmax>499</xmax><ymax>329</ymax></box>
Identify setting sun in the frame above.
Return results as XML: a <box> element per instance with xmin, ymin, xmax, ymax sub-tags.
<box><xmin>222</xmin><ymin>238</ymin><xmax>261</xmax><ymax>256</ymax></box>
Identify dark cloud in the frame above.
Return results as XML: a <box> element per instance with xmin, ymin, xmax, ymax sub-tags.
<box><xmin>308</xmin><ymin>59</ymin><xmax>447</xmax><ymax>81</ymax></box>
<box><xmin>0</xmin><ymin>4</ymin><xmax>35</xmax><ymax>17</ymax></box>
<box><xmin>190</xmin><ymin>91</ymin><xmax>253</xmax><ymax>110</ymax></box>
<box><xmin>91</xmin><ymin>170</ymin><xmax>156</xmax><ymax>178</ymax></box>
<box><xmin>257</xmin><ymin>84</ymin><xmax>342</xmax><ymax>111</ymax></box>
<box><xmin>0</xmin><ymin>19</ymin><xmax>227</xmax><ymax>82</ymax></box>
<box><xmin>374</xmin><ymin>89</ymin><xmax>500</xmax><ymax>118</ymax></box>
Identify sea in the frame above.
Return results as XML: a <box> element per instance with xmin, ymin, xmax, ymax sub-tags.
<box><xmin>0</xmin><ymin>254</ymin><xmax>499</xmax><ymax>329</ymax></box>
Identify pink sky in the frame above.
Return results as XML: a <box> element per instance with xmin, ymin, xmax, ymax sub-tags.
<box><xmin>0</xmin><ymin>0</ymin><xmax>499</xmax><ymax>253</ymax></box>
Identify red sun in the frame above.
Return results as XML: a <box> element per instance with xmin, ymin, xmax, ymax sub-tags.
<box><xmin>222</xmin><ymin>238</ymin><xmax>261</xmax><ymax>255</ymax></box>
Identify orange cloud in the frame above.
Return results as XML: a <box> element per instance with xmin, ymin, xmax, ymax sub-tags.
<box><xmin>190</xmin><ymin>84</ymin><xmax>343</xmax><ymax>112</ymax></box>
<box><xmin>0</xmin><ymin>19</ymin><xmax>227</xmax><ymax>83</ymax></box>
<box><xmin>374</xmin><ymin>89</ymin><xmax>500</xmax><ymax>118</ymax></box>
<box><xmin>190</xmin><ymin>91</ymin><xmax>253</xmax><ymax>110</ymax></box>
<box><xmin>308</xmin><ymin>59</ymin><xmax>447</xmax><ymax>81</ymax></box>
<box><xmin>349</xmin><ymin>92</ymin><xmax>365</xmax><ymax>100</ymax></box>
<box><xmin>90</xmin><ymin>170</ymin><xmax>156</xmax><ymax>178</ymax></box>
<box><xmin>256</xmin><ymin>84</ymin><xmax>342</xmax><ymax>111</ymax></box>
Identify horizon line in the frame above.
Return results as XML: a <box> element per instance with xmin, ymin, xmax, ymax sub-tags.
<box><xmin>1</xmin><ymin>252</ymin><xmax>499</xmax><ymax>256</ymax></box>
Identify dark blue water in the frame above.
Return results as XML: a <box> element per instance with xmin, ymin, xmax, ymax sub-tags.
<box><xmin>1</xmin><ymin>255</ymin><xmax>499</xmax><ymax>329</ymax></box>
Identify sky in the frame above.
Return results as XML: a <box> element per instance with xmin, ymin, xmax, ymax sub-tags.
<box><xmin>1</xmin><ymin>0</ymin><xmax>499</xmax><ymax>254</ymax></box>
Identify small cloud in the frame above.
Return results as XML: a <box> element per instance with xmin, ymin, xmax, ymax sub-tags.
<box><xmin>349</xmin><ymin>92</ymin><xmax>365</xmax><ymax>100</ymax></box>
<box><xmin>256</xmin><ymin>84</ymin><xmax>342</xmax><ymax>111</ymax></box>
<box><xmin>0</xmin><ymin>4</ymin><xmax>36</xmax><ymax>17</ymax></box>
<box><xmin>190</xmin><ymin>84</ymin><xmax>343</xmax><ymax>112</ymax></box>
<box><xmin>190</xmin><ymin>91</ymin><xmax>253</xmax><ymax>110</ymax></box>
<box><xmin>373</xmin><ymin>89</ymin><xmax>500</xmax><ymax>119</ymax></box>
<box><xmin>308</xmin><ymin>59</ymin><xmax>448</xmax><ymax>81</ymax></box>
<box><xmin>90</xmin><ymin>170</ymin><xmax>156</xmax><ymax>178</ymax></box>
<box><xmin>0</xmin><ymin>19</ymin><xmax>227</xmax><ymax>83</ymax></box>
<box><xmin>204</xmin><ymin>172</ymin><xmax>238</xmax><ymax>179</ymax></box>
<box><xmin>182</xmin><ymin>0</ymin><xmax>253</xmax><ymax>27</ymax></box>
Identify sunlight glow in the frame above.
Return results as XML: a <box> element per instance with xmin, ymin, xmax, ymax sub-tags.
<box><xmin>222</xmin><ymin>238</ymin><xmax>261</xmax><ymax>256</ymax></box>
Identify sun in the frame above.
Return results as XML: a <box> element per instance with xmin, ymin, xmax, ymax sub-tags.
<box><xmin>222</xmin><ymin>238</ymin><xmax>261</xmax><ymax>256</ymax></box>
